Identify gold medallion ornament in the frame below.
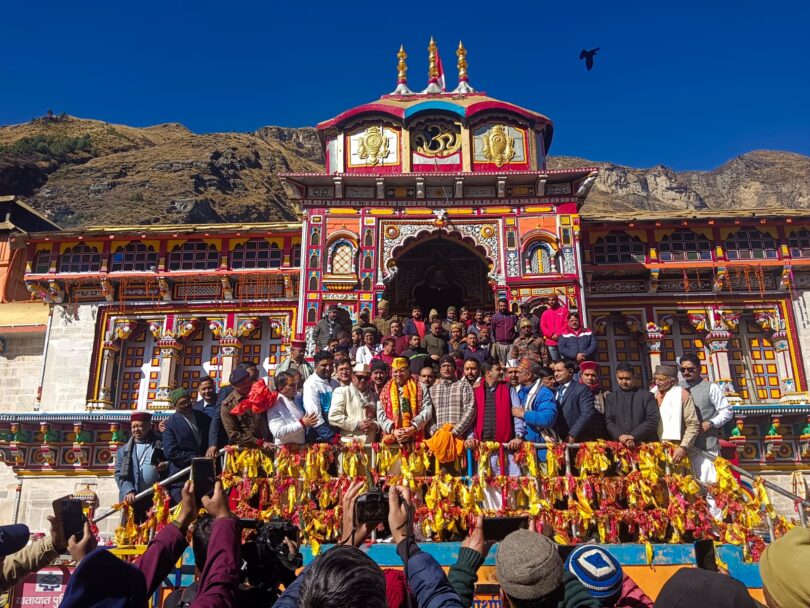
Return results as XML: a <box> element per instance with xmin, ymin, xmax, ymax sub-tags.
<box><xmin>481</xmin><ymin>125</ymin><xmax>515</xmax><ymax>167</ymax></box>
<box><xmin>413</xmin><ymin>123</ymin><xmax>462</xmax><ymax>157</ymax></box>
<box><xmin>357</xmin><ymin>126</ymin><xmax>391</xmax><ymax>166</ymax></box>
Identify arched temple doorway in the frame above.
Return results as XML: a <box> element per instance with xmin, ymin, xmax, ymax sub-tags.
<box><xmin>384</xmin><ymin>233</ymin><xmax>494</xmax><ymax>317</ymax></box>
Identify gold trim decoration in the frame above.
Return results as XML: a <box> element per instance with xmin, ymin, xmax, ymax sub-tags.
<box><xmin>413</xmin><ymin>123</ymin><xmax>462</xmax><ymax>157</ymax></box>
<box><xmin>457</xmin><ymin>41</ymin><xmax>468</xmax><ymax>82</ymax></box>
<box><xmin>397</xmin><ymin>45</ymin><xmax>408</xmax><ymax>84</ymax></box>
<box><xmin>357</xmin><ymin>126</ymin><xmax>390</xmax><ymax>166</ymax></box>
<box><xmin>481</xmin><ymin>125</ymin><xmax>515</xmax><ymax>167</ymax></box>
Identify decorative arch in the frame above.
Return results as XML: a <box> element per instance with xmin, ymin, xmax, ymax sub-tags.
<box><xmin>723</xmin><ymin>228</ymin><xmax>778</xmax><ymax>260</ymax></box>
<box><xmin>591</xmin><ymin>232</ymin><xmax>646</xmax><ymax>265</ymax></box>
<box><xmin>110</xmin><ymin>241</ymin><xmax>159</xmax><ymax>272</ymax></box>
<box><xmin>658</xmin><ymin>229</ymin><xmax>712</xmax><ymax>262</ymax></box>
<box><xmin>58</xmin><ymin>244</ymin><xmax>102</xmax><ymax>273</ymax></box>
<box><xmin>167</xmin><ymin>240</ymin><xmax>219</xmax><ymax>271</ymax></box>
<box><xmin>326</xmin><ymin>239</ymin><xmax>357</xmax><ymax>274</ymax></box>
<box><xmin>523</xmin><ymin>241</ymin><xmax>557</xmax><ymax>274</ymax></box>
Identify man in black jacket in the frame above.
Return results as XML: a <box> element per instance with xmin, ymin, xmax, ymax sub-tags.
<box><xmin>552</xmin><ymin>359</ymin><xmax>597</xmax><ymax>443</ymax></box>
<box><xmin>604</xmin><ymin>362</ymin><xmax>660</xmax><ymax>448</ymax></box>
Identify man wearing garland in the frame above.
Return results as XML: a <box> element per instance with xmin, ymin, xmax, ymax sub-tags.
<box><xmin>376</xmin><ymin>357</ymin><xmax>434</xmax><ymax>445</ymax></box>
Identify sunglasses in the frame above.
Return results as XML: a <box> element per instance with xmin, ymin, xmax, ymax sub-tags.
<box><xmin>679</xmin><ymin>367</ymin><xmax>698</xmax><ymax>373</ymax></box>
<box><xmin>355</xmin><ymin>375</ymin><xmax>370</xmax><ymax>380</ymax></box>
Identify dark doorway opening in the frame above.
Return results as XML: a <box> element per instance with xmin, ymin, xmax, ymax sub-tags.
<box><xmin>384</xmin><ymin>234</ymin><xmax>494</xmax><ymax>318</ymax></box>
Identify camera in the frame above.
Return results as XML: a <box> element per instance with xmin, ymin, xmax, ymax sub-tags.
<box><xmin>238</xmin><ymin>518</ymin><xmax>302</xmax><ymax>606</ymax></box>
<box><xmin>355</xmin><ymin>488</ymin><xmax>390</xmax><ymax>525</ymax></box>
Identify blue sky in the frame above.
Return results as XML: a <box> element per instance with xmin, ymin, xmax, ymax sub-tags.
<box><xmin>1</xmin><ymin>0</ymin><xmax>807</xmax><ymax>170</ymax></box>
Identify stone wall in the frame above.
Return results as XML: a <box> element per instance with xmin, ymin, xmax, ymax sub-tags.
<box><xmin>39</xmin><ymin>304</ymin><xmax>98</xmax><ymax>412</ymax></box>
<box><xmin>11</xmin><ymin>473</ymin><xmax>119</xmax><ymax>540</ymax></box>
<box><xmin>0</xmin><ymin>463</ymin><xmax>19</xmax><ymax>525</ymax></box>
<box><xmin>759</xmin><ymin>471</ymin><xmax>808</xmax><ymax>519</ymax></box>
<box><xmin>0</xmin><ymin>331</ymin><xmax>45</xmax><ymax>412</ymax></box>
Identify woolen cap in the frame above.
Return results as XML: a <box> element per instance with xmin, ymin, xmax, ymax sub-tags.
<box><xmin>130</xmin><ymin>411</ymin><xmax>152</xmax><ymax>423</ymax></box>
<box><xmin>168</xmin><ymin>388</ymin><xmax>189</xmax><ymax>406</ymax></box>
<box><xmin>564</xmin><ymin>545</ymin><xmax>623</xmax><ymax>604</ymax></box>
<box><xmin>759</xmin><ymin>526</ymin><xmax>810</xmax><ymax>608</ymax></box>
<box><xmin>370</xmin><ymin>360</ymin><xmax>389</xmax><ymax>373</ymax></box>
<box><xmin>496</xmin><ymin>530</ymin><xmax>563</xmax><ymax>600</ymax></box>
<box><xmin>655</xmin><ymin>569</ymin><xmax>761</xmax><ymax>608</ymax></box>
<box><xmin>655</xmin><ymin>364</ymin><xmax>678</xmax><ymax>378</ymax></box>
<box><xmin>0</xmin><ymin>524</ymin><xmax>30</xmax><ymax>556</ymax></box>
<box><xmin>579</xmin><ymin>361</ymin><xmax>598</xmax><ymax>374</ymax></box>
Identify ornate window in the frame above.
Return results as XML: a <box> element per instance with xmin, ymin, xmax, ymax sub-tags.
<box><xmin>291</xmin><ymin>244</ymin><xmax>301</xmax><ymax>267</ymax></box>
<box><xmin>167</xmin><ymin>241</ymin><xmax>219</xmax><ymax>271</ymax></box>
<box><xmin>328</xmin><ymin>240</ymin><xmax>356</xmax><ymax>274</ymax></box>
<box><xmin>788</xmin><ymin>228</ymin><xmax>810</xmax><ymax>258</ymax></box>
<box><xmin>32</xmin><ymin>250</ymin><xmax>51</xmax><ymax>274</ymax></box>
<box><xmin>658</xmin><ymin>230</ymin><xmax>712</xmax><ymax>262</ymax></box>
<box><xmin>110</xmin><ymin>242</ymin><xmax>158</xmax><ymax>272</ymax></box>
<box><xmin>231</xmin><ymin>239</ymin><xmax>282</xmax><ymax>269</ymax></box>
<box><xmin>523</xmin><ymin>241</ymin><xmax>556</xmax><ymax>274</ymax></box>
<box><xmin>58</xmin><ymin>244</ymin><xmax>101</xmax><ymax>273</ymax></box>
<box><xmin>591</xmin><ymin>232</ymin><xmax>646</xmax><ymax>264</ymax></box>
<box><xmin>724</xmin><ymin>229</ymin><xmax>778</xmax><ymax>260</ymax></box>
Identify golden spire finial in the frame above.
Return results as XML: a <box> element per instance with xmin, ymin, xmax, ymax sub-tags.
<box><xmin>452</xmin><ymin>39</ymin><xmax>475</xmax><ymax>95</ymax></box>
<box><xmin>457</xmin><ymin>41</ymin><xmax>468</xmax><ymax>82</ymax></box>
<box><xmin>397</xmin><ymin>45</ymin><xmax>408</xmax><ymax>83</ymax></box>
<box><xmin>391</xmin><ymin>44</ymin><xmax>414</xmax><ymax>95</ymax></box>
<box><xmin>427</xmin><ymin>37</ymin><xmax>438</xmax><ymax>79</ymax></box>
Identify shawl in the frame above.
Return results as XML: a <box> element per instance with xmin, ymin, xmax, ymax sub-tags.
<box><xmin>474</xmin><ymin>381</ymin><xmax>514</xmax><ymax>443</ymax></box>
<box><xmin>229</xmin><ymin>379</ymin><xmax>279</xmax><ymax>416</ymax></box>
<box><xmin>655</xmin><ymin>386</ymin><xmax>685</xmax><ymax>442</ymax></box>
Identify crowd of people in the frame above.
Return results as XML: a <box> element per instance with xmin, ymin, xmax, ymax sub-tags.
<box><xmin>114</xmin><ymin>297</ymin><xmax>733</xmax><ymax>518</ymax></box>
<box><xmin>2</xmin><ymin>478</ymin><xmax>809</xmax><ymax>607</ymax></box>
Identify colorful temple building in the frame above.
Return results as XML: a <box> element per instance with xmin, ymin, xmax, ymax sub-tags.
<box><xmin>0</xmin><ymin>40</ymin><xmax>808</xmax><ymax>560</ymax></box>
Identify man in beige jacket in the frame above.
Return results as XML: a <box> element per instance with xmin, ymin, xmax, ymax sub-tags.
<box><xmin>329</xmin><ymin>363</ymin><xmax>379</xmax><ymax>444</ymax></box>
<box><xmin>1</xmin><ymin>514</ymin><xmax>67</xmax><ymax>593</ymax></box>
<box><xmin>650</xmin><ymin>364</ymin><xmax>700</xmax><ymax>463</ymax></box>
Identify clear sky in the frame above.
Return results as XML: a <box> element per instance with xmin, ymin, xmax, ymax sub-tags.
<box><xmin>1</xmin><ymin>0</ymin><xmax>807</xmax><ymax>170</ymax></box>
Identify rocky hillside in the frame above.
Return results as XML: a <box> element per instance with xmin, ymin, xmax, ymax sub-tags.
<box><xmin>0</xmin><ymin>114</ymin><xmax>807</xmax><ymax>227</ymax></box>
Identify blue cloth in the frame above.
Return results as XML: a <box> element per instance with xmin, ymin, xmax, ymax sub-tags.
<box><xmin>554</xmin><ymin>381</ymin><xmax>597</xmax><ymax>441</ymax></box>
<box><xmin>59</xmin><ymin>548</ymin><xmax>147</xmax><ymax>608</ymax></box>
<box><xmin>133</xmin><ymin>442</ymin><xmax>159</xmax><ymax>492</ymax></box>
<box><xmin>0</xmin><ymin>524</ymin><xmax>29</xmax><ymax>557</ymax></box>
<box><xmin>523</xmin><ymin>385</ymin><xmax>558</xmax><ymax>462</ymax></box>
<box><xmin>162</xmin><ymin>410</ymin><xmax>210</xmax><ymax>502</ymax></box>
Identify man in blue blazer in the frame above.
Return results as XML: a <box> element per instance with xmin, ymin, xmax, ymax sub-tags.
<box><xmin>551</xmin><ymin>359</ymin><xmax>597</xmax><ymax>442</ymax></box>
<box><xmin>161</xmin><ymin>387</ymin><xmax>210</xmax><ymax>503</ymax></box>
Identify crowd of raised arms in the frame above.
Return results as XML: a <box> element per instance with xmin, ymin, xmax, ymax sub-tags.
<box><xmin>3</xmin><ymin>297</ymin><xmax>809</xmax><ymax>608</ymax></box>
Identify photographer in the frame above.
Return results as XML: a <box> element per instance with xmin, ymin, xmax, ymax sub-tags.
<box><xmin>275</xmin><ymin>481</ymin><xmax>464</xmax><ymax>608</ymax></box>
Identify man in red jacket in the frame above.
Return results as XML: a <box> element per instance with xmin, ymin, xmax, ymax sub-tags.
<box><xmin>540</xmin><ymin>294</ymin><xmax>569</xmax><ymax>361</ymax></box>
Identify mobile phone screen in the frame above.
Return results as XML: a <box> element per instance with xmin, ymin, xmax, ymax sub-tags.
<box><xmin>482</xmin><ymin>516</ymin><xmax>529</xmax><ymax>542</ymax></box>
<box><xmin>52</xmin><ymin>497</ymin><xmax>85</xmax><ymax>542</ymax></box>
<box><xmin>191</xmin><ymin>457</ymin><xmax>216</xmax><ymax>502</ymax></box>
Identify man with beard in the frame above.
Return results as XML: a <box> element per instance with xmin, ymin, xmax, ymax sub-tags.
<box><xmin>274</xmin><ymin>338</ymin><xmax>313</xmax><ymax>383</ymax></box>
<box><xmin>552</xmin><ymin>359</ymin><xmax>596</xmax><ymax>443</ymax></box>
<box><xmin>403</xmin><ymin>306</ymin><xmax>428</xmax><ymax>340</ymax></box>
<box><xmin>429</xmin><ymin>355</ymin><xmax>476</xmax><ymax>440</ymax></box>
<box><xmin>329</xmin><ymin>363</ymin><xmax>379</xmax><ymax>445</ymax></box>
<box><xmin>461</xmin><ymin>331</ymin><xmax>489</xmax><ymax>366</ymax></box>
<box><xmin>462</xmin><ymin>357</ymin><xmax>482</xmax><ymax>388</ymax></box>
<box><xmin>114</xmin><ymin>412</ymin><xmax>167</xmax><ymax>522</ymax></box>
<box><xmin>604</xmin><ymin>362</ymin><xmax>660</xmax><ymax>449</ymax></box>
<box><xmin>510</xmin><ymin>361</ymin><xmax>558</xmax><ymax>471</ymax></box>
<box><xmin>541</xmin><ymin>295</ymin><xmax>569</xmax><ymax>361</ymax></box>
<box><xmin>490</xmin><ymin>298</ymin><xmax>518</xmax><ymax>365</ymax></box>
<box><xmin>313</xmin><ymin>304</ymin><xmax>343</xmax><ymax>352</ymax></box>
<box><xmin>302</xmin><ymin>351</ymin><xmax>339</xmax><ymax>443</ymax></box>
<box><xmin>508</xmin><ymin>318</ymin><xmax>545</xmax><ymax>366</ymax></box>
<box><xmin>370</xmin><ymin>359</ymin><xmax>390</xmax><ymax>401</ymax></box>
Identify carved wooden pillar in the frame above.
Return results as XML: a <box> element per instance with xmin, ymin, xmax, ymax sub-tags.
<box><xmin>152</xmin><ymin>336</ymin><xmax>183</xmax><ymax>409</ymax></box>
<box><xmin>690</xmin><ymin>309</ymin><xmax>743</xmax><ymax>405</ymax></box>
<box><xmin>88</xmin><ymin>318</ymin><xmax>135</xmax><ymax>410</ymax></box>
<box><xmin>643</xmin><ymin>322</ymin><xmax>665</xmax><ymax>372</ymax></box>
<box><xmin>753</xmin><ymin>309</ymin><xmax>806</xmax><ymax>403</ymax></box>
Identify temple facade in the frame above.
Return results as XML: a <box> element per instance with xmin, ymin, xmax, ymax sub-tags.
<box><xmin>1</xmin><ymin>41</ymin><xmax>808</xmax><ymax>533</ymax></box>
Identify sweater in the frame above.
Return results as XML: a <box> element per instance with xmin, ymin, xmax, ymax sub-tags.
<box><xmin>448</xmin><ymin>547</ymin><xmax>486</xmax><ymax>608</ymax></box>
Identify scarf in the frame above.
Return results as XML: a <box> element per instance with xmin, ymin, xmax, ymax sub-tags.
<box><xmin>474</xmin><ymin>381</ymin><xmax>514</xmax><ymax>443</ymax></box>
<box><xmin>380</xmin><ymin>379</ymin><xmax>423</xmax><ymax>434</ymax></box>
<box><xmin>580</xmin><ymin>377</ymin><xmax>601</xmax><ymax>395</ymax></box>
<box><xmin>654</xmin><ymin>386</ymin><xmax>684</xmax><ymax>442</ymax></box>
<box><xmin>230</xmin><ymin>379</ymin><xmax>279</xmax><ymax>416</ymax></box>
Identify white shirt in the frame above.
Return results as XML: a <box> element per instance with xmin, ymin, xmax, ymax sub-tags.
<box><xmin>355</xmin><ymin>345</ymin><xmax>380</xmax><ymax>365</ymax></box>
<box><xmin>302</xmin><ymin>373</ymin><xmax>339</xmax><ymax>427</ymax></box>
<box><xmin>267</xmin><ymin>394</ymin><xmax>306</xmax><ymax>445</ymax></box>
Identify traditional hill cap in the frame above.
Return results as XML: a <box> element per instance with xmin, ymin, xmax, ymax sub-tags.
<box><xmin>759</xmin><ymin>525</ymin><xmax>810</xmax><ymax>608</ymax></box>
<box><xmin>655</xmin><ymin>364</ymin><xmax>678</xmax><ymax>378</ymax></box>
<box><xmin>496</xmin><ymin>529</ymin><xmax>563</xmax><ymax>600</ymax></box>
<box><xmin>519</xmin><ymin>318</ymin><xmax>533</xmax><ymax>328</ymax></box>
<box><xmin>428</xmin><ymin>309</ymin><xmax>439</xmax><ymax>319</ymax></box>
<box><xmin>371</xmin><ymin>360</ymin><xmax>390</xmax><ymax>373</ymax></box>
<box><xmin>362</xmin><ymin>326</ymin><xmax>377</xmax><ymax>334</ymax></box>
<box><xmin>579</xmin><ymin>361</ymin><xmax>598</xmax><ymax>373</ymax></box>
<box><xmin>168</xmin><ymin>388</ymin><xmax>189</xmax><ymax>406</ymax></box>
<box><xmin>447</xmin><ymin>306</ymin><xmax>457</xmax><ymax>313</ymax></box>
<box><xmin>291</xmin><ymin>338</ymin><xmax>306</xmax><ymax>348</ymax></box>
<box><xmin>564</xmin><ymin>545</ymin><xmax>623</xmax><ymax>604</ymax></box>
<box><xmin>359</xmin><ymin>309</ymin><xmax>370</xmax><ymax>318</ymax></box>
<box><xmin>130</xmin><ymin>411</ymin><xmax>152</xmax><ymax>423</ymax></box>
<box><xmin>327</xmin><ymin>304</ymin><xmax>339</xmax><ymax>311</ymax></box>
<box><xmin>378</xmin><ymin>299</ymin><xmax>390</xmax><ymax>308</ymax></box>
<box><xmin>229</xmin><ymin>367</ymin><xmax>250</xmax><ymax>385</ymax></box>
<box><xmin>451</xmin><ymin>322</ymin><xmax>465</xmax><ymax>331</ymax></box>
<box><xmin>439</xmin><ymin>355</ymin><xmax>457</xmax><ymax>367</ymax></box>
<box><xmin>334</xmin><ymin>344</ymin><xmax>350</xmax><ymax>353</ymax></box>
<box><xmin>0</xmin><ymin>524</ymin><xmax>30</xmax><ymax>556</ymax></box>
<box><xmin>391</xmin><ymin>357</ymin><xmax>409</xmax><ymax>371</ymax></box>
<box><xmin>655</xmin><ymin>568</ymin><xmax>762</xmax><ymax>608</ymax></box>
<box><xmin>353</xmin><ymin>363</ymin><xmax>371</xmax><ymax>375</ymax></box>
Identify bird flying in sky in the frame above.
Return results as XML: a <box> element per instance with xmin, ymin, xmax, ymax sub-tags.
<box><xmin>580</xmin><ymin>48</ymin><xmax>600</xmax><ymax>71</ymax></box>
